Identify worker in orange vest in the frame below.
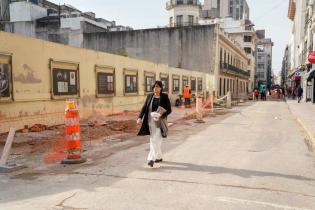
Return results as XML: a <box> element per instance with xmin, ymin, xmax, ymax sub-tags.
<box><xmin>183</xmin><ymin>84</ymin><xmax>191</xmax><ymax>108</ymax></box>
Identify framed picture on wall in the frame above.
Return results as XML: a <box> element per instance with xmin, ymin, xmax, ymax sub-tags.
<box><xmin>172</xmin><ymin>75</ymin><xmax>180</xmax><ymax>93</ymax></box>
<box><xmin>160</xmin><ymin>73</ymin><xmax>169</xmax><ymax>93</ymax></box>
<box><xmin>124</xmin><ymin>68</ymin><xmax>138</xmax><ymax>95</ymax></box>
<box><xmin>50</xmin><ymin>59</ymin><xmax>80</xmax><ymax>99</ymax></box>
<box><xmin>0</xmin><ymin>53</ymin><xmax>12</xmax><ymax>102</ymax></box>
<box><xmin>96</xmin><ymin>65</ymin><xmax>115</xmax><ymax>97</ymax></box>
<box><xmin>144</xmin><ymin>71</ymin><xmax>156</xmax><ymax>93</ymax></box>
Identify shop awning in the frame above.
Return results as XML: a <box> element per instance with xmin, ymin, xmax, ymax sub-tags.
<box><xmin>306</xmin><ymin>68</ymin><xmax>315</xmax><ymax>81</ymax></box>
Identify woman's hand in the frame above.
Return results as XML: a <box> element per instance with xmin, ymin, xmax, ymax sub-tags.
<box><xmin>151</xmin><ymin>112</ymin><xmax>161</xmax><ymax>121</ymax></box>
<box><xmin>137</xmin><ymin>118</ymin><xmax>143</xmax><ymax>125</ymax></box>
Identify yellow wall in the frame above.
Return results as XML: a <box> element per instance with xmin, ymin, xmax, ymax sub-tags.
<box><xmin>0</xmin><ymin>32</ymin><xmax>214</xmax><ymax>133</ymax></box>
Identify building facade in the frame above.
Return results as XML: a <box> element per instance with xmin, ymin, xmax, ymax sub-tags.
<box><xmin>166</xmin><ymin>0</ymin><xmax>202</xmax><ymax>27</ymax></box>
<box><xmin>281</xmin><ymin>45</ymin><xmax>291</xmax><ymax>88</ymax></box>
<box><xmin>200</xmin><ymin>17</ymin><xmax>256</xmax><ymax>92</ymax></box>
<box><xmin>201</xmin><ymin>0</ymin><xmax>249</xmax><ymax>20</ymax></box>
<box><xmin>287</xmin><ymin>0</ymin><xmax>315</xmax><ymax>103</ymax></box>
<box><xmin>1</xmin><ymin>0</ymin><xmax>132</xmax><ymax>47</ymax></box>
<box><xmin>83</xmin><ymin>25</ymin><xmax>249</xmax><ymax>98</ymax></box>
<box><xmin>255</xmin><ymin>30</ymin><xmax>273</xmax><ymax>90</ymax></box>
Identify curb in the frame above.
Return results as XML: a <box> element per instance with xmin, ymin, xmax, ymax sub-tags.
<box><xmin>286</xmin><ymin>101</ymin><xmax>315</xmax><ymax>153</ymax></box>
<box><xmin>296</xmin><ymin>117</ymin><xmax>315</xmax><ymax>152</ymax></box>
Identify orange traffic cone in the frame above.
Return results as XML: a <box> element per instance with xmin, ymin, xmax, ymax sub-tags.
<box><xmin>61</xmin><ymin>100</ymin><xmax>86</xmax><ymax>164</ymax></box>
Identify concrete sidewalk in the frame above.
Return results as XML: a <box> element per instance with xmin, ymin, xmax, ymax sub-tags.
<box><xmin>286</xmin><ymin>99</ymin><xmax>315</xmax><ymax>152</ymax></box>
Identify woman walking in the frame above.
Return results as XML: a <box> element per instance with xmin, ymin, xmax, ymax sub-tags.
<box><xmin>137</xmin><ymin>81</ymin><xmax>172</xmax><ymax>167</ymax></box>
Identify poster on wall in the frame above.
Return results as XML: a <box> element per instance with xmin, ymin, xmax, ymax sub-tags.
<box><xmin>70</xmin><ymin>72</ymin><xmax>76</xmax><ymax>85</ymax></box>
<box><xmin>52</xmin><ymin>68</ymin><xmax>78</xmax><ymax>96</ymax></box>
<box><xmin>0</xmin><ymin>63</ymin><xmax>11</xmax><ymax>98</ymax></box>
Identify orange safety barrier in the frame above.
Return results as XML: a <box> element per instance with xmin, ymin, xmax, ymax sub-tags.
<box><xmin>61</xmin><ymin>100</ymin><xmax>86</xmax><ymax>164</ymax></box>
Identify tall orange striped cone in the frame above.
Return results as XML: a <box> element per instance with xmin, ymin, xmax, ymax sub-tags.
<box><xmin>61</xmin><ymin>100</ymin><xmax>87</xmax><ymax>164</ymax></box>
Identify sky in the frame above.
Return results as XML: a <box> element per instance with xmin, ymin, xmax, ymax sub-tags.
<box><xmin>49</xmin><ymin>0</ymin><xmax>292</xmax><ymax>74</ymax></box>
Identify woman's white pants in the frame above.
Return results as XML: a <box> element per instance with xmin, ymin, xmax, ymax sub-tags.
<box><xmin>147</xmin><ymin>128</ymin><xmax>163</xmax><ymax>161</ymax></box>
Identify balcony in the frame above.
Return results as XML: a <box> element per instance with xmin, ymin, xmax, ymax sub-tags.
<box><xmin>166</xmin><ymin>0</ymin><xmax>201</xmax><ymax>10</ymax></box>
<box><xmin>220</xmin><ymin>63</ymin><xmax>250</xmax><ymax>77</ymax></box>
<box><xmin>169</xmin><ymin>22</ymin><xmax>200</xmax><ymax>27</ymax></box>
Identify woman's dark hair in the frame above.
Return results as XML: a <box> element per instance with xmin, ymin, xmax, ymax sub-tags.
<box><xmin>152</xmin><ymin>80</ymin><xmax>163</xmax><ymax>92</ymax></box>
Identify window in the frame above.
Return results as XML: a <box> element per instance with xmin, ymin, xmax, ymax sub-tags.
<box><xmin>176</xmin><ymin>0</ymin><xmax>183</xmax><ymax>5</ymax></box>
<box><xmin>124</xmin><ymin>69</ymin><xmax>138</xmax><ymax>94</ymax></box>
<box><xmin>258</xmin><ymin>55</ymin><xmax>264</xmax><ymax>60</ymax></box>
<box><xmin>176</xmin><ymin>15</ymin><xmax>183</xmax><ymax>26</ymax></box>
<box><xmin>244</xmin><ymin>47</ymin><xmax>251</xmax><ymax>54</ymax></box>
<box><xmin>145</xmin><ymin>76</ymin><xmax>155</xmax><ymax>93</ymax></box>
<box><xmin>258</xmin><ymin>64</ymin><xmax>265</xmax><ymax>69</ymax></box>
<box><xmin>236</xmin><ymin>8</ymin><xmax>240</xmax><ymax>19</ymax></box>
<box><xmin>160</xmin><ymin>74</ymin><xmax>169</xmax><ymax>92</ymax></box>
<box><xmin>227</xmin><ymin>79</ymin><xmax>230</xmax><ymax>91</ymax></box>
<box><xmin>219</xmin><ymin>78</ymin><xmax>222</xmax><ymax>96</ymax></box>
<box><xmin>173</xmin><ymin>76</ymin><xmax>180</xmax><ymax>92</ymax></box>
<box><xmin>223</xmin><ymin>78</ymin><xmax>226</xmax><ymax>95</ymax></box>
<box><xmin>188</xmin><ymin>15</ymin><xmax>194</xmax><ymax>25</ymax></box>
<box><xmin>169</xmin><ymin>17</ymin><xmax>173</xmax><ymax>27</ymax></box>
<box><xmin>50</xmin><ymin>60</ymin><xmax>79</xmax><ymax>98</ymax></box>
<box><xmin>245</xmin><ymin>25</ymin><xmax>252</xmax><ymax>30</ymax></box>
<box><xmin>229</xmin><ymin>0</ymin><xmax>233</xmax><ymax>14</ymax></box>
<box><xmin>197</xmin><ymin>78</ymin><xmax>202</xmax><ymax>91</ymax></box>
<box><xmin>257</xmin><ymin>72</ymin><xmax>265</xmax><ymax>78</ymax></box>
<box><xmin>244</xmin><ymin>36</ymin><xmax>252</xmax><ymax>42</ymax></box>
<box><xmin>183</xmin><ymin>77</ymin><xmax>188</xmax><ymax>90</ymax></box>
<box><xmin>257</xmin><ymin>45</ymin><xmax>264</xmax><ymax>52</ymax></box>
<box><xmin>0</xmin><ymin>53</ymin><xmax>12</xmax><ymax>101</ymax></box>
<box><xmin>190</xmin><ymin>78</ymin><xmax>196</xmax><ymax>91</ymax></box>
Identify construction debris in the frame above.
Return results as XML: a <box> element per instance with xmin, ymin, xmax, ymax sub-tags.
<box><xmin>29</xmin><ymin>124</ymin><xmax>48</xmax><ymax>132</ymax></box>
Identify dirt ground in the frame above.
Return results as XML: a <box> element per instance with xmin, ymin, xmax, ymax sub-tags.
<box><xmin>0</xmin><ymin>111</ymin><xmax>141</xmax><ymax>166</ymax></box>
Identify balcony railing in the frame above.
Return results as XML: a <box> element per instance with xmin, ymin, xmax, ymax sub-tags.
<box><xmin>169</xmin><ymin>22</ymin><xmax>200</xmax><ymax>27</ymax></box>
<box><xmin>220</xmin><ymin>63</ymin><xmax>250</xmax><ymax>77</ymax></box>
<box><xmin>166</xmin><ymin>0</ymin><xmax>201</xmax><ymax>10</ymax></box>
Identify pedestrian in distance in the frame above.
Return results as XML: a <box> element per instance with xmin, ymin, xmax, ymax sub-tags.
<box><xmin>297</xmin><ymin>85</ymin><xmax>303</xmax><ymax>103</ymax></box>
<box><xmin>137</xmin><ymin>81</ymin><xmax>172</xmax><ymax>167</ymax></box>
<box><xmin>254</xmin><ymin>88</ymin><xmax>259</xmax><ymax>101</ymax></box>
<box><xmin>292</xmin><ymin>87</ymin><xmax>296</xmax><ymax>100</ymax></box>
<box><xmin>260</xmin><ymin>90</ymin><xmax>266</xmax><ymax>101</ymax></box>
<box><xmin>183</xmin><ymin>84</ymin><xmax>191</xmax><ymax>108</ymax></box>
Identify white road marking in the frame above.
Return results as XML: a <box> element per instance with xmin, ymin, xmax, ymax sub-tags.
<box><xmin>215</xmin><ymin>197</ymin><xmax>311</xmax><ymax>210</ymax></box>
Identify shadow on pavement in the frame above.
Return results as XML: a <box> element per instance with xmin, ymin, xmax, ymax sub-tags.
<box><xmin>156</xmin><ymin>161</ymin><xmax>315</xmax><ymax>182</ymax></box>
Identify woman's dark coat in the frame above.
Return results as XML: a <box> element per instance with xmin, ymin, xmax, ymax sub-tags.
<box><xmin>137</xmin><ymin>93</ymin><xmax>172</xmax><ymax>137</ymax></box>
